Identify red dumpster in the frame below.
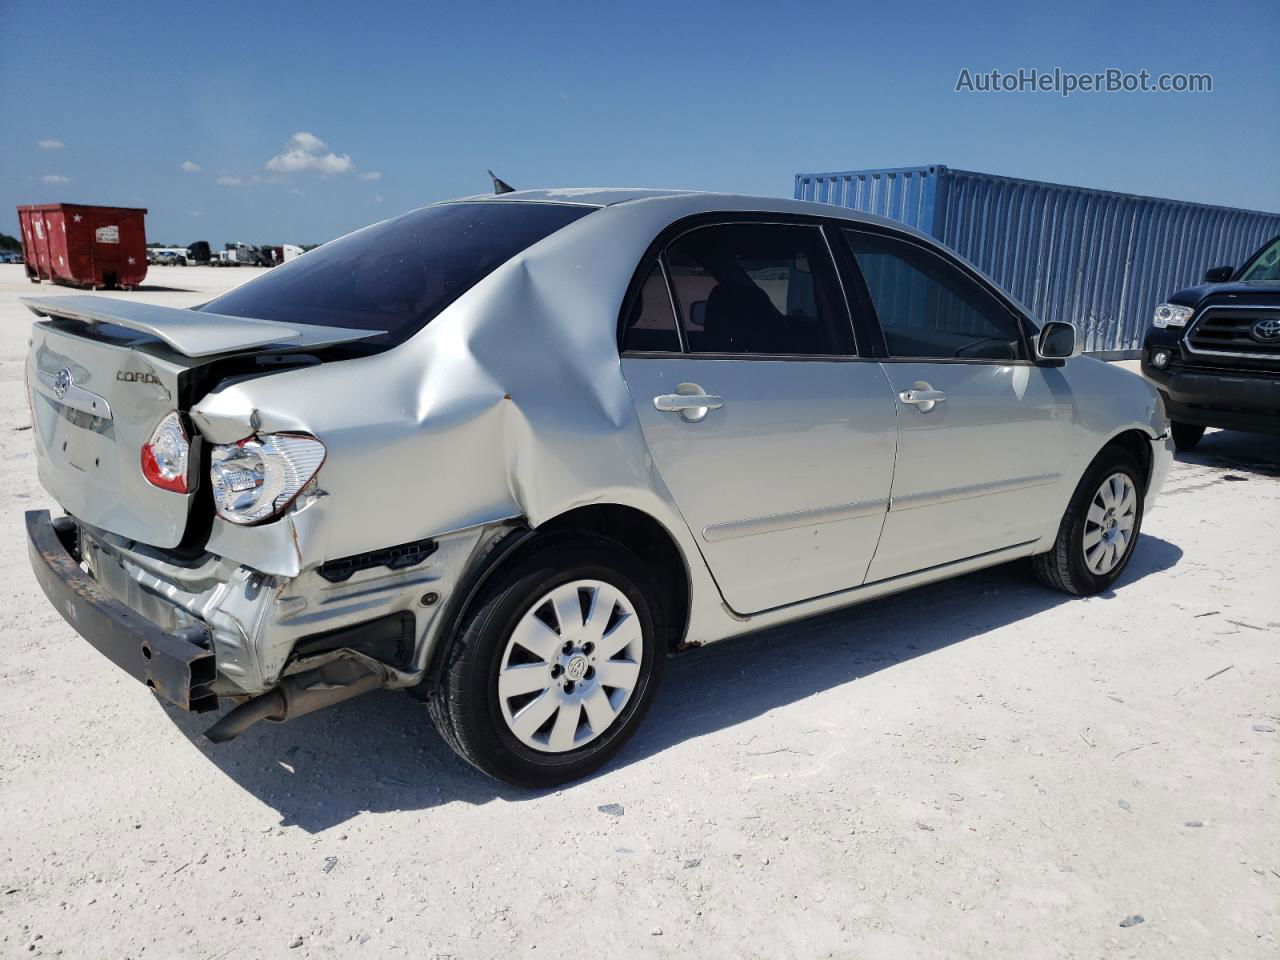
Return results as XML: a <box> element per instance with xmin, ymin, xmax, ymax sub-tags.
<box><xmin>17</xmin><ymin>203</ymin><xmax>148</xmax><ymax>290</ymax></box>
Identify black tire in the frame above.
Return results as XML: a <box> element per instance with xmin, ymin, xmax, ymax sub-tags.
<box><xmin>427</xmin><ymin>534</ymin><xmax>665</xmax><ymax>787</ymax></box>
<box><xmin>1171</xmin><ymin>421</ymin><xmax>1205</xmax><ymax>452</ymax></box>
<box><xmin>1033</xmin><ymin>446</ymin><xmax>1145</xmax><ymax>596</ymax></box>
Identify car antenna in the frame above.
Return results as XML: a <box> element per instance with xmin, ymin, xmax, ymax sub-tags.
<box><xmin>488</xmin><ymin>170</ymin><xmax>516</xmax><ymax>194</ymax></box>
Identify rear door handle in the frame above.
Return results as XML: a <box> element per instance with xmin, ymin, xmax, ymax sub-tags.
<box><xmin>899</xmin><ymin>389</ymin><xmax>946</xmax><ymax>405</ymax></box>
<box><xmin>653</xmin><ymin>387</ymin><xmax>723</xmax><ymax>422</ymax></box>
<box><xmin>898</xmin><ymin>387</ymin><xmax>947</xmax><ymax>413</ymax></box>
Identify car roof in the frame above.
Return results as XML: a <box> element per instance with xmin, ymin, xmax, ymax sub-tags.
<box><xmin>451</xmin><ymin>186</ymin><xmax>909</xmax><ymax>228</ymax></box>
<box><xmin>453</xmin><ymin>187</ymin><xmax>701</xmax><ymax>206</ymax></box>
<box><xmin>457</xmin><ymin>187</ymin><xmax>1036</xmax><ymax>324</ymax></box>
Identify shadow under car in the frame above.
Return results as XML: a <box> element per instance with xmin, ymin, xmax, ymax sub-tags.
<box><xmin>163</xmin><ymin>535</ymin><xmax>1184</xmax><ymax>832</ymax></box>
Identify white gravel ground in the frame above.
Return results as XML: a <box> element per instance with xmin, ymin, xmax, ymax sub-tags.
<box><xmin>0</xmin><ymin>263</ymin><xmax>1276</xmax><ymax>959</ymax></box>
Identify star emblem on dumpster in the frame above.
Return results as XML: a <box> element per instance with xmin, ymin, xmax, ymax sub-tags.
<box><xmin>73</xmin><ymin>214</ymin><xmax>82</xmax><ymax>223</ymax></box>
<box><xmin>127</xmin><ymin>256</ymin><xmax>136</xmax><ymax>265</ymax></box>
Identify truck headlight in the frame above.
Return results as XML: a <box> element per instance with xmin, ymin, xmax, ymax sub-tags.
<box><xmin>1153</xmin><ymin>303</ymin><xmax>1193</xmax><ymax>328</ymax></box>
<box><xmin>210</xmin><ymin>433</ymin><xmax>325</xmax><ymax>525</ymax></box>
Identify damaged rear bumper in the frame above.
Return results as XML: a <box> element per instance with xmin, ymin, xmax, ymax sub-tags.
<box><xmin>27</xmin><ymin>507</ymin><xmax>500</xmax><ymax>708</ymax></box>
<box><xmin>25</xmin><ymin>509</ymin><xmax>219</xmax><ymax>711</ymax></box>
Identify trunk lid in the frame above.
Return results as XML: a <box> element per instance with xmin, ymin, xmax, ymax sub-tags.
<box><xmin>24</xmin><ymin>295</ymin><xmax>378</xmax><ymax>548</ymax></box>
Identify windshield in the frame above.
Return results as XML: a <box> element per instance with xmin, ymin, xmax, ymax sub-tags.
<box><xmin>200</xmin><ymin>202</ymin><xmax>595</xmax><ymax>350</ymax></box>
<box><xmin>1239</xmin><ymin>236</ymin><xmax>1280</xmax><ymax>283</ymax></box>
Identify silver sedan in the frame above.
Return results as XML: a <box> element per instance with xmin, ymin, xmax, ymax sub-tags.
<box><xmin>24</xmin><ymin>188</ymin><xmax>1172</xmax><ymax>785</ymax></box>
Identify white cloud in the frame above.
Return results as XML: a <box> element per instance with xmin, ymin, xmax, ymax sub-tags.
<box><xmin>268</xmin><ymin>150</ymin><xmax>353</xmax><ymax>174</ymax></box>
<box><xmin>37</xmin><ymin>138</ymin><xmax>64</xmax><ymax>150</ymax></box>
<box><xmin>216</xmin><ymin>176</ymin><xmax>243</xmax><ymax>186</ymax></box>
<box><xmin>41</xmin><ymin>174</ymin><xmax>69</xmax><ymax>183</ymax></box>
<box><xmin>190</xmin><ymin>210</ymin><xmax>202</xmax><ymax>217</ymax></box>
<box><xmin>266</xmin><ymin>131</ymin><xmax>355</xmax><ymax>175</ymax></box>
<box><xmin>289</xmin><ymin>188</ymin><xmax>305</xmax><ymax>196</ymax></box>
<box><xmin>289</xmin><ymin>131</ymin><xmax>327</xmax><ymax>153</ymax></box>
<box><xmin>357</xmin><ymin>171</ymin><xmax>382</xmax><ymax>181</ymax></box>
<box><xmin>180</xmin><ymin>160</ymin><xmax>201</xmax><ymax>173</ymax></box>
<box><xmin>372</xmin><ymin>194</ymin><xmax>384</xmax><ymax>204</ymax></box>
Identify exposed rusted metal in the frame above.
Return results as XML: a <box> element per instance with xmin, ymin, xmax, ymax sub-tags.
<box><xmin>25</xmin><ymin>509</ymin><xmax>218</xmax><ymax>711</ymax></box>
<box><xmin>203</xmin><ymin>657</ymin><xmax>386</xmax><ymax>742</ymax></box>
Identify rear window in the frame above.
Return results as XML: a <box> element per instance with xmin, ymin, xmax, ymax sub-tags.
<box><xmin>200</xmin><ymin>202</ymin><xmax>594</xmax><ymax>350</ymax></box>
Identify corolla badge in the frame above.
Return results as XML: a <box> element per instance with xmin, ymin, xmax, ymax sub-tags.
<box><xmin>53</xmin><ymin>367</ymin><xmax>73</xmax><ymax>399</ymax></box>
<box><xmin>1250</xmin><ymin>318</ymin><xmax>1280</xmax><ymax>343</ymax></box>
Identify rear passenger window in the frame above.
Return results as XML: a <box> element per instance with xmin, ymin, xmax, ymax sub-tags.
<box><xmin>846</xmin><ymin>230</ymin><xmax>1024</xmax><ymax>361</ymax></box>
<box><xmin>665</xmin><ymin>223</ymin><xmax>854</xmax><ymax>356</ymax></box>
<box><xmin>622</xmin><ymin>263</ymin><xmax>681</xmax><ymax>353</ymax></box>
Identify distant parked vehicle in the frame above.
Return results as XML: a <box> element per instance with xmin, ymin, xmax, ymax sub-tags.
<box><xmin>1142</xmin><ymin>234</ymin><xmax>1280</xmax><ymax>450</ymax></box>
<box><xmin>214</xmin><ymin>241</ymin><xmax>269</xmax><ymax>267</ymax></box>
<box><xmin>186</xmin><ymin>241</ymin><xmax>212</xmax><ymax>264</ymax></box>
<box><xmin>149</xmin><ymin>248</ymin><xmax>188</xmax><ymax>266</ymax></box>
<box><xmin>266</xmin><ymin>243</ymin><xmax>304</xmax><ymax>267</ymax></box>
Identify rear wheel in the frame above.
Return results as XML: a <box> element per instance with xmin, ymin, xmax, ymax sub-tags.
<box><xmin>1033</xmin><ymin>447</ymin><xmax>1145</xmax><ymax>596</ymax></box>
<box><xmin>1171</xmin><ymin>421</ymin><xmax>1205</xmax><ymax>452</ymax></box>
<box><xmin>427</xmin><ymin>534</ymin><xmax>665</xmax><ymax>786</ymax></box>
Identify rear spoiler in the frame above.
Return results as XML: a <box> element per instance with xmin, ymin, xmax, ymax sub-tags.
<box><xmin>23</xmin><ymin>294</ymin><xmax>383</xmax><ymax>358</ymax></box>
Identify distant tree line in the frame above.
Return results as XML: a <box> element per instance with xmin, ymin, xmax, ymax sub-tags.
<box><xmin>0</xmin><ymin>232</ymin><xmax>21</xmax><ymax>252</ymax></box>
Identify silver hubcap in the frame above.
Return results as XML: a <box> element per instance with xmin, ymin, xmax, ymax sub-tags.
<box><xmin>497</xmin><ymin>579</ymin><xmax>643</xmax><ymax>753</ymax></box>
<box><xmin>1083</xmin><ymin>472</ymin><xmax>1137</xmax><ymax>575</ymax></box>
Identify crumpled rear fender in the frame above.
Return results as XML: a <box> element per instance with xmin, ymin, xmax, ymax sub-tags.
<box><xmin>187</xmin><ymin>209</ymin><xmax>709</xmax><ymax>598</ymax></box>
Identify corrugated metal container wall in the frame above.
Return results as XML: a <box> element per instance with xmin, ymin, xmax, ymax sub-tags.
<box><xmin>795</xmin><ymin>166</ymin><xmax>1280</xmax><ymax>356</ymax></box>
<box><xmin>17</xmin><ymin>203</ymin><xmax>149</xmax><ymax>290</ymax></box>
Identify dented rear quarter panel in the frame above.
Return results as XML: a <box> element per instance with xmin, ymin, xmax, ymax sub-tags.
<box><xmin>188</xmin><ymin>196</ymin><xmax>727</xmax><ymax>634</ymax></box>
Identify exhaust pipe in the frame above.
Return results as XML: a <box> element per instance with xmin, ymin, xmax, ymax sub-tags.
<box><xmin>204</xmin><ymin>658</ymin><xmax>386</xmax><ymax>743</ymax></box>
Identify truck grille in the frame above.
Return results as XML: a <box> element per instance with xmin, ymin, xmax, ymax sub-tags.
<box><xmin>1187</xmin><ymin>308</ymin><xmax>1280</xmax><ymax>359</ymax></box>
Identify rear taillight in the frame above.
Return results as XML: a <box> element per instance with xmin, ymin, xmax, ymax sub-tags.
<box><xmin>141</xmin><ymin>412</ymin><xmax>191</xmax><ymax>493</ymax></box>
<box><xmin>209</xmin><ymin>433</ymin><xmax>325</xmax><ymax>525</ymax></box>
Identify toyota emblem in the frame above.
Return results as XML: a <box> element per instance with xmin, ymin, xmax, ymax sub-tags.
<box><xmin>53</xmin><ymin>367</ymin><xmax>73</xmax><ymax>400</ymax></box>
<box><xmin>1250</xmin><ymin>317</ymin><xmax>1280</xmax><ymax>343</ymax></box>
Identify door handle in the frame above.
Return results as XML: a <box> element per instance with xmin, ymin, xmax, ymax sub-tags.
<box><xmin>653</xmin><ymin>385</ymin><xmax>723</xmax><ymax>422</ymax></box>
<box><xmin>898</xmin><ymin>385</ymin><xmax>947</xmax><ymax>413</ymax></box>
<box><xmin>654</xmin><ymin>394</ymin><xmax>724</xmax><ymax>412</ymax></box>
<box><xmin>899</xmin><ymin>389</ymin><xmax>946</xmax><ymax>405</ymax></box>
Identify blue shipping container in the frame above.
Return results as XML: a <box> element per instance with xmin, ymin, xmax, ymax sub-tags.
<box><xmin>795</xmin><ymin>165</ymin><xmax>1280</xmax><ymax>357</ymax></box>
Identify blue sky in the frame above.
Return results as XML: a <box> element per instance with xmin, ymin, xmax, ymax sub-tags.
<box><xmin>3</xmin><ymin>0</ymin><xmax>1277</xmax><ymax>248</ymax></box>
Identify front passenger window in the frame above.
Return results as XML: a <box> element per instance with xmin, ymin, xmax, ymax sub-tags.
<box><xmin>846</xmin><ymin>230</ymin><xmax>1024</xmax><ymax>361</ymax></box>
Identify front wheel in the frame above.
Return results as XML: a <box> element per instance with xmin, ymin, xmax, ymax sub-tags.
<box><xmin>1171</xmin><ymin>421</ymin><xmax>1205</xmax><ymax>452</ymax></box>
<box><xmin>1033</xmin><ymin>448</ymin><xmax>1145</xmax><ymax>596</ymax></box>
<box><xmin>427</xmin><ymin>534</ymin><xmax>665</xmax><ymax>786</ymax></box>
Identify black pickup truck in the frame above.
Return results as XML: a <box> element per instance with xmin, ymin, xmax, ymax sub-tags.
<box><xmin>1142</xmin><ymin>234</ymin><xmax>1280</xmax><ymax>451</ymax></box>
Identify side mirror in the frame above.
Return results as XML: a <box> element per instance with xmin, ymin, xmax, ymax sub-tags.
<box><xmin>1203</xmin><ymin>265</ymin><xmax>1234</xmax><ymax>283</ymax></box>
<box><xmin>1036</xmin><ymin>320</ymin><xmax>1081</xmax><ymax>362</ymax></box>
